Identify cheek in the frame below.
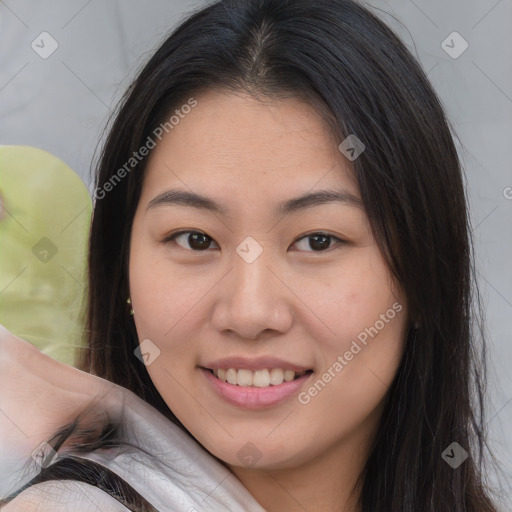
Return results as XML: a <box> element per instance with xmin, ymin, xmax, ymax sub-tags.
<box><xmin>128</xmin><ymin>242</ymin><xmax>204</xmax><ymax>413</ymax></box>
<box><xmin>129</xmin><ymin>235</ymin><xmax>205</xmax><ymax>341</ymax></box>
<box><xmin>293</xmin><ymin>280</ymin><xmax>406</xmax><ymax>460</ymax></box>
<box><xmin>305</xmin><ymin>254</ymin><xmax>406</xmax><ymax>414</ymax></box>
<box><xmin>294</xmin><ymin>248</ymin><xmax>404</xmax><ymax>356</ymax></box>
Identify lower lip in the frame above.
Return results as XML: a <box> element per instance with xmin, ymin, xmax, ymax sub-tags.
<box><xmin>201</xmin><ymin>368</ymin><xmax>312</xmax><ymax>409</ymax></box>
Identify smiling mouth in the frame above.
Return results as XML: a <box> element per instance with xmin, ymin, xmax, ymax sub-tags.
<box><xmin>204</xmin><ymin>367</ymin><xmax>313</xmax><ymax>388</ymax></box>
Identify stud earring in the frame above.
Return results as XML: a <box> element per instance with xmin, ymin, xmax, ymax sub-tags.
<box><xmin>127</xmin><ymin>297</ymin><xmax>134</xmax><ymax>315</ymax></box>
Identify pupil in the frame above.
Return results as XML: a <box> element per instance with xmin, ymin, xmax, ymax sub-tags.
<box><xmin>310</xmin><ymin>234</ymin><xmax>330</xmax><ymax>251</ymax></box>
<box><xmin>189</xmin><ymin>233</ymin><xmax>211</xmax><ymax>250</ymax></box>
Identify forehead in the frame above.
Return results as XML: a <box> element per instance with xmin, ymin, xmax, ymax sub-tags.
<box><xmin>141</xmin><ymin>90</ymin><xmax>359</xmax><ymax>208</ymax></box>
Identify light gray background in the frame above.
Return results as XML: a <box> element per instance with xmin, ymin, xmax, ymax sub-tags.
<box><xmin>1</xmin><ymin>0</ymin><xmax>510</xmax><ymax>508</ymax></box>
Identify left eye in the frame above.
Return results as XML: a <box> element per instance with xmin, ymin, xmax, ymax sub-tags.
<box><xmin>293</xmin><ymin>232</ymin><xmax>345</xmax><ymax>252</ymax></box>
<box><xmin>163</xmin><ymin>231</ymin><xmax>345</xmax><ymax>253</ymax></box>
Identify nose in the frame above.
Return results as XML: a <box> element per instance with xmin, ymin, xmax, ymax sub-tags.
<box><xmin>211</xmin><ymin>245</ymin><xmax>294</xmax><ymax>340</ymax></box>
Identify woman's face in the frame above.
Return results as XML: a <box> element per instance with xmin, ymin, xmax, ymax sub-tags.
<box><xmin>129</xmin><ymin>89</ymin><xmax>408</xmax><ymax>471</ymax></box>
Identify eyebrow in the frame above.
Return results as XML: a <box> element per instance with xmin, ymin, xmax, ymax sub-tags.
<box><xmin>146</xmin><ymin>188</ymin><xmax>363</xmax><ymax>217</ymax></box>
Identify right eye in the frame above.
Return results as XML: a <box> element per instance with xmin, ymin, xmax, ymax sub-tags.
<box><xmin>162</xmin><ymin>230</ymin><xmax>220</xmax><ymax>251</ymax></box>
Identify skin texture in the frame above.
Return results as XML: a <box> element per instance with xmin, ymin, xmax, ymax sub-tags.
<box><xmin>129</xmin><ymin>90</ymin><xmax>409</xmax><ymax>512</ymax></box>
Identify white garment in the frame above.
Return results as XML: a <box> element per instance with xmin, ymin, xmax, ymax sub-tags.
<box><xmin>1</xmin><ymin>388</ymin><xmax>266</xmax><ymax>512</ymax></box>
<box><xmin>2</xmin><ymin>480</ymin><xmax>133</xmax><ymax>511</ymax></box>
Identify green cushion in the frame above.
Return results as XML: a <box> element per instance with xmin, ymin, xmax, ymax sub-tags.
<box><xmin>0</xmin><ymin>146</ymin><xmax>92</xmax><ymax>366</ymax></box>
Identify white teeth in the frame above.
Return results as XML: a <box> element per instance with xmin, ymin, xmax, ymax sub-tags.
<box><xmin>237</xmin><ymin>369</ymin><xmax>253</xmax><ymax>386</ymax></box>
<box><xmin>226</xmin><ymin>368</ymin><xmax>237</xmax><ymax>385</ymax></box>
<box><xmin>213</xmin><ymin>367</ymin><xmax>306</xmax><ymax>387</ymax></box>
<box><xmin>269</xmin><ymin>368</ymin><xmax>284</xmax><ymax>385</ymax></box>
<box><xmin>253</xmin><ymin>369</ymin><xmax>270</xmax><ymax>388</ymax></box>
<box><xmin>284</xmin><ymin>370</ymin><xmax>295</xmax><ymax>382</ymax></box>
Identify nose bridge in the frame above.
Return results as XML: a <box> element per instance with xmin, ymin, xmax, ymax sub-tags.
<box><xmin>229</xmin><ymin>234</ymin><xmax>278</xmax><ymax>305</ymax></box>
<box><xmin>212</xmin><ymin>236</ymin><xmax>293</xmax><ymax>338</ymax></box>
<box><xmin>233</xmin><ymin>240</ymin><xmax>271</xmax><ymax>294</ymax></box>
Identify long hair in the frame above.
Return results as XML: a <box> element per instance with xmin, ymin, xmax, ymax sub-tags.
<box><xmin>15</xmin><ymin>0</ymin><xmax>503</xmax><ymax>510</ymax></box>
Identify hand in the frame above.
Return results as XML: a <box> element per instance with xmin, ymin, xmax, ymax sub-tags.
<box><xmin>0</xmin><ymin>324</ymin><xmax>126</xmax><ymax>463</ymax></box>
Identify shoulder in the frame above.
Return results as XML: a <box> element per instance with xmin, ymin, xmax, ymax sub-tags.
<box><xmin>1</xmin><ymin>480</ymin><xmax>131</xmax><ymax>512</ymax></box>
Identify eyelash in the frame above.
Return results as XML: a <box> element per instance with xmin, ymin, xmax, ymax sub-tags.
<box><xmin>161</xmin><ymin>230</ymin><xmax>347</xmax><ymax>253</ymax></box>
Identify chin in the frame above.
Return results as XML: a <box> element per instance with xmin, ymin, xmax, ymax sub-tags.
<box><xmin>202</xmin><ymin>438</ymin><xmax>309</xmax><ymax>471</ymax></box>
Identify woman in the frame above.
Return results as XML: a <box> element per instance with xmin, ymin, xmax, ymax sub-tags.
<box><xmin>0</xmin><ymin>0</ymin><xmax>504</xmax><ymax>510</ymax></box>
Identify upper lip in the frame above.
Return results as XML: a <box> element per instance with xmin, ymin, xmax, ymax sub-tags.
<box><xmin>202</xmin><ymin>356</ymin><xmax>312</xmax><ymax>373</ymax></box>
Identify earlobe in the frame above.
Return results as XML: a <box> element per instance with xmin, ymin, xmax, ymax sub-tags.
<box><xmin>127</xmin><ymin>297</ymin><xmax>134</xmax><ymax>315</ymax></box>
